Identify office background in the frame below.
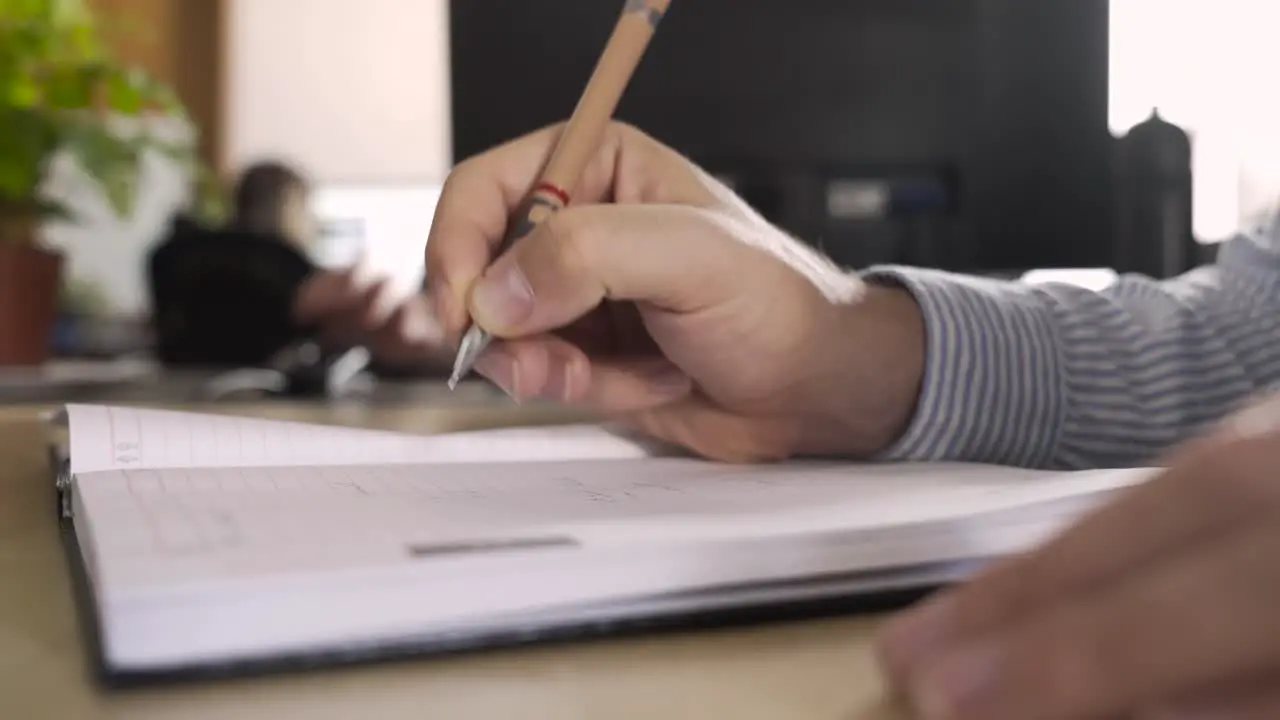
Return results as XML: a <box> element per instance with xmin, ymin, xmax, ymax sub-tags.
<box><xmin>33</xmin><ymin>0</ymin><xmax>1280</xmax><ymax>319</ymax></box>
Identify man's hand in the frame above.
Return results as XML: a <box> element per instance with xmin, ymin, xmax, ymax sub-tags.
<box><xmin>425</xmin><ymin>121</ymin><xmax>927</xmax><ymax>461</ymax></box>
<box><xmin>877</xmin><ymin>394</ymin><xmax>1280</xmax><ymax>720</ymax></box>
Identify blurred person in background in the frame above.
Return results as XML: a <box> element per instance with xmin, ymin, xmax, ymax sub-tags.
<box><xmin>226</xmin><ymin>161</ymin><xmax>318</xmax><ymax>255</ymax></box>
<box><xmin>150</xmin><ymin>161</ymin><xmax>445</xmax><ymax>369</ymax></box>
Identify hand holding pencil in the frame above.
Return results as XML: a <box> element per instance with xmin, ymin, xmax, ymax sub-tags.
<box><xmin>447</xmin><ymin>0</ymin><xmax>676</xmax><ymax>387</ymax></box>
<box><xmin>426</xmin><ymin>1</ymin><xmax>927</xmax><ymax>464</ymax></box>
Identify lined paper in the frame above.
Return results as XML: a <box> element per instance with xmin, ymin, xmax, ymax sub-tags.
<box><xmin>64</xmin><ymin>404</ymin><xmax>655</xmax><ymax>475</ymax></box>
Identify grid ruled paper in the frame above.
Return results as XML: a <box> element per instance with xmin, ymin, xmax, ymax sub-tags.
<box><xmin>63</xmin><ymin>404</ymin><xmax>655</xmax><ymax>475</ymax></box>
<box><xmin>73</xmin><ymin>456</ymin><xmax>1151</xmax><ymax>592</ymax></box>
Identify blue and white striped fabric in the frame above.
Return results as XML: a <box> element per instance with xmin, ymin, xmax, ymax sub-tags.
<box><xmin>863</xmin><ymin>215</ymin><xmax>1280</xmax><ymax>470</ymax></box>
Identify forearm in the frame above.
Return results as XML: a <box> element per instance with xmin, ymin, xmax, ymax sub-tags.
<box><xmin>863</xmin><ymin>233</ymin><xmax>1280</xmax><ymax>469</ymax></box>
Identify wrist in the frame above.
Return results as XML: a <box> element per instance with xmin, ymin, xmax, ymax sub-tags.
<box><xmin>856</xmin><ymin>265</ymin><xmax>1069</xmax><ymax>468</ymax></box>
<box><xmin>792</xmin><ymin>282</ymin><xmax>926</xmax><ymax>458</ymax></box>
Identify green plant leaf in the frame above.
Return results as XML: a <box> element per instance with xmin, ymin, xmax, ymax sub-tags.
<box><xmin>0</xmin><ymin>107</ymin><xmax>55</xmax><ymax>200</ymax></box>
<box><xmin>58</xmin><ymin>114</ymin><xmax>145</xmax><ymax>216</ymax></box>
<box><xmin>43</xmin><ymin>62</ymin><xmax>98</xmax><ymax>108</ymax></box>
<box><xmin>104</xmin><ymin>66</ymin><xmax>146</xmax><ymax>114</ymax></box>
<box><xmin>4</xmin><ymin>76</ymin><xmax>40</xmax><ymax>108</ymax></box>
<box><xmin>0</xmin><ymin>0</ymin><xmax>218</xmax><ymax>228</ymax></box>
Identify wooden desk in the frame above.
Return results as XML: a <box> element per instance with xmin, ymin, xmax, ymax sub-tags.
<box><xmin>0</xmin><ymin>401</ymin><xmax>911</xmax><ymax>720</ymax></box>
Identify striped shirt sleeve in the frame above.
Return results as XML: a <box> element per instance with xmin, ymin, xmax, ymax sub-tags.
<box><xmin>860</xmin><ymin>218</ymin><xmax>1280</xmax><ymax>470</ymax></box>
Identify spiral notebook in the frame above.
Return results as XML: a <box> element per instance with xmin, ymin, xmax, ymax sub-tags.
<box><xmin>50</xmin><ymin>403</ymin><xmax>1155</xmax><ymax>686</ymax></box>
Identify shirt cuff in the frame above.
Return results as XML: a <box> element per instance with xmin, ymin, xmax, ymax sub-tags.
<box><xmin>861</xmin><ymin>265</ymin><xmax>1069</xmax><ymax>468</ymax></box>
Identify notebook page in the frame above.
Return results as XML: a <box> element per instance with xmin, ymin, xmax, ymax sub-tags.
<box><xmin>63</xmin><ymin>403</ymin><xmax>656</xmax><ymax>475</ymax></box>
<box><xmin>73</xmin><ymin>456</ymin><xmax>1154</xmax><ymax>594</ymax></box>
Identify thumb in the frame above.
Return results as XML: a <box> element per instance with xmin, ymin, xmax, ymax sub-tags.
<box><xmin>466</xmin><ymin>203</ymin><xmax>736</xmax><ymax>337</ymax></box>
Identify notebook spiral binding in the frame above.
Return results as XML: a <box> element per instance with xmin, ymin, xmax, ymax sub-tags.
<box><xmin>51</xmin><ymin>443</ymin><xmax>73</xmax><ymax>520</ymax></box>
<box><xmin>41</xmin><ymin>406</ymin><xmax>75</xmax><ymax>520</ymax></box>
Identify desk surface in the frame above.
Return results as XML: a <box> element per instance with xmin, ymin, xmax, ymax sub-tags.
<box><xmin>0</xmin><ymin>400</ymin><xmax>912</xmax><ymax>720</ymax></box>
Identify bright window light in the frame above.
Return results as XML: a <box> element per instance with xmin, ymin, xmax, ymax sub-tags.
<box><xmin>309</xmin><ymin>184</ymin><xmax>442</xmax><ymax>300</ymax></box>
<box><xmin>1020</xmin><ymin>268</ymin><xmax>1118</xmax><ymax>292</ymax></box>
<box><xmin>1110</xmin><ymin>0</ymin><xmax>1280</xmax><ymax>242</ymax></box>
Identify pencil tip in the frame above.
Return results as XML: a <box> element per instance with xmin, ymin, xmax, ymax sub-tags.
<box><xmin>447</xmin><ymin>353</ymin><xmax>468</xmax><ymax>391</ymax></box>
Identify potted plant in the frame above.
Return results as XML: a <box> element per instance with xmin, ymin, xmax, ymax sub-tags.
<box><xmin>0</xmin><ymin>0</ymin><xmax>223</xmax><ymax>365</ymax></box>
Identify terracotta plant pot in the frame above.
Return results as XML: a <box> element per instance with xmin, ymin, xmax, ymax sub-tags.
<box><xmin>0</xmin><ymin>222</ymin><xmax>64</xmax><ymax>366</ymax></box>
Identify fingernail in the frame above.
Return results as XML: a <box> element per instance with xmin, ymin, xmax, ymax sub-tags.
<box><xmin>471</xmin><ymin>263</ymin><xmax>535</xmax><ymax>330</ymax></box>
<box><xmin>473</xmin><ymin>351</ymin><xmax>519</xmax><ymax>399</ymax></box>
<box><xmin>879</xmin><ymin>597</ymin><xmax>957</xmax><ymax>679</ymax></box>
<box><xmin>910</xmin><ymin>641</ymin><xmax>1001</xmax><ymax>720</ymax></box>
<box><xmin>539</xmin><ymin>362</ymin><xmax>571</xmax><ymax>402</ymax></box>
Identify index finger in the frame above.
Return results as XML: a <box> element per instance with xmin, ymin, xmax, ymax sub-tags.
<box><xmin>425</xmin><ymin>127</ymin><xmax>555</xmax><ymax>336</ymax></box>
<box><xmin>425</xmin><ymin>122</ymin><xmax>627</xmax><ymax>337</ymax></box>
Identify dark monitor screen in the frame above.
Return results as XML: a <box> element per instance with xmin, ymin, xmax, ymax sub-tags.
<box><xmin>450</xmin><ymin>0</ymin><xmax>1113</xmax><ymax>272</ymax></box>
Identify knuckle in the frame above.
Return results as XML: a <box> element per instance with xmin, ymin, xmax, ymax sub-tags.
<box><xmin>605</xmin><ymin>121</ymin><xmax>662</xmax><ymax>162</ymax></box>
<box><xmin>440</xmin><ymin>155</ymin><xmax>482</xmax><ymax>193</ymax></box>
<box><xmin>438</xmin><ymin>166</ymin><xmax>464</xmax><ymax>195</ymax></box>
<box><xmin>606</xmin><ymin>120</ymin><xmax>642</xmax><ymax>143</ymax></box>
